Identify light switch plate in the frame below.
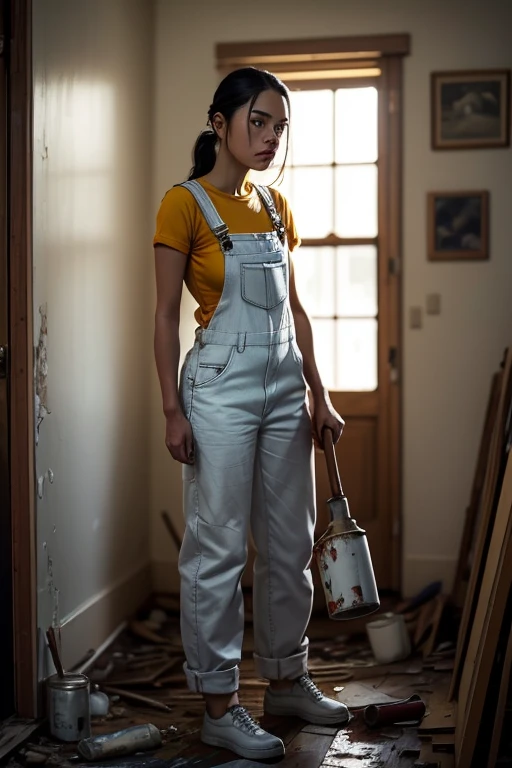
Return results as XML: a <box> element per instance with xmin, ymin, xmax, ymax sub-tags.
<box><xmin>410</xmin><ymin>306</ymin><xmax>422</xmax><ymax>329</ymax></box>
<box><xmin>426</xmin><ymin>293</ymin><xmax>441</xmax><ymax>315</ymax></box>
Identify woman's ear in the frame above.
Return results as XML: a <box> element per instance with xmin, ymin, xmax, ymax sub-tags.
<box><xmin>211</xmin><ymin>112</ymin><xmax>227</xmax><ymax>141</ymax></box>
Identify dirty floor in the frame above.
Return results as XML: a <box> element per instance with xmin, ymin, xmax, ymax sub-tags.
<box><xmin>8</xmin><ymin>595</ymin><xmax>456</xmax><ymax>767</ymax></box>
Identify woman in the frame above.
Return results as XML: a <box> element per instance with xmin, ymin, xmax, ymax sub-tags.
<box><xmin>154</xmin><ymin>67</ymin><xmax>349</xmax><ymax>761</ymax></box>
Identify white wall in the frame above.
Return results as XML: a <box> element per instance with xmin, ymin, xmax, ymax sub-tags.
<box><xmin>151</xmin><ymin>0</ymin><xmax>512</xmax><ymax>597</ymax></box>
<box><xmin>33</xmin><ymin>0</ymin><xmax>154</xmax><ymax>670</ymax></box>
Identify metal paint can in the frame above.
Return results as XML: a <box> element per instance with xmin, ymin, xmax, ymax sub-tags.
<box><xmin>366</xmin><ymin>612</ymin><xmax>411</xmax><ymax>663</ymax></box>
<box><xmin>47</xmin><ymin>673</ymin><xmax>91</xmax><ymax>742</ymax></box>
<box><xmin>313</xmin><ymin>497</ymin><xmax>380</xmax><ymax>620</ymax></box>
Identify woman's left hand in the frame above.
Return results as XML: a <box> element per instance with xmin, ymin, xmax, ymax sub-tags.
<box><xmin>309</xmin><ymin>389</ymin><xmax>345</xmax><ymax>450</ymax></box>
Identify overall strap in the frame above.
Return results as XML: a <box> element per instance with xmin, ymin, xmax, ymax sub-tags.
<box><xmin>178</xmin><ymin>180</ymin><xmax>233</xmax><ymax>251</ymax></box>
<box><xmin>253</xmin><ymin>185</ymin><xmax>287</xmax><ymax>244</ymax></box>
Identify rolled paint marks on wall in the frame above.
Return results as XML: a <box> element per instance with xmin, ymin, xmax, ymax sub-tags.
<box><xmin>35</xmin><ymin>303</ymin><xmax>50</xmax><ymax>443</ymax></box>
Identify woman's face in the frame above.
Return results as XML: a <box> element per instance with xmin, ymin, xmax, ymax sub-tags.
<box><xmin>214</xmin><ymin>88</ymin><xmax>289</xmax><ymax>171</ymax></box>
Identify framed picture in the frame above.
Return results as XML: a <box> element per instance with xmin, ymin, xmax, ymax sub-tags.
<box><xmin>427</xmin><ymin>191</ymin><xmax>489</xmax><ymax>261</ymax></box>
<box><xmin>431</xmin><ymin>69</ymin><xmax>510</xmax><ymax>149</ymax></box>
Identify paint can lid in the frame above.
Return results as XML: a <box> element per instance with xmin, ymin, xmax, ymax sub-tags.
<box><xmin>47</xmin><ymin>673</ymin><xmax>90</xmax><ymax>691</ymax></box>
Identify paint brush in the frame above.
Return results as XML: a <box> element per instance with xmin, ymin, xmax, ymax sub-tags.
<box><xmin>46</xmin><ymin>626</ymin><xmax>65</xmax><ymax>678</ymax></box>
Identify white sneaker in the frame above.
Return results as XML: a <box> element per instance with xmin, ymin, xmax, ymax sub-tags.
<box><xmin>264</xmin><ymin>674</ymin><xmax>350</xmax><ymax>725</ymax></box>
<box><xmin>201</xmin><ymin>704</ymin><xmax>285</xmax><ymax>760</ymax></box>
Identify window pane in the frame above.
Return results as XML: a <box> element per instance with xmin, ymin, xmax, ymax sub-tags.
<box><xmin>311</xmin><ymin>319</ymin><xmax>335</xmax><ymax>390</ymax></box>
<box><xmin>335</xmin><ymin>165</ymin><xmax>378</xmax><ymax>238</ymax></box>
<box><xmin>335</xmin><ymin>87</ymin><xmax>378</xmax><ymax>163</ymax></box>
<box><xmin>292</xmin><ymin>247</ymin><xmax>335</xmax><ymax>317</ymax></box>
<box><xmin>336</xmin><ymin>245</ymin><xmax>377</xmax><ymax>317</ymax></box>
<box><xmin>336</xmin><ymin>319</ymin><xmax>377</xmax><ymax>391</ymax></box>
<box><xmin>290</xmin><ymin>167</ymin><xmax>334</xmax><ymax>239</ymax></box>
<box><xmin>289</xmin><ymin>90</ymin><xmax>333</xmax><ymax>166</ymax></box>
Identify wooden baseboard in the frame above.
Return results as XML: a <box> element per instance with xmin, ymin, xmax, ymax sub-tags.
<box><xmin>53</xmin><ymin>561</ymin><xmax>152</xmax><ymax>673</ymax></box>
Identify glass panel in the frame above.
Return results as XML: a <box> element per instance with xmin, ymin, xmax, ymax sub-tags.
<box><xmin>291</xmin><ymin>166</ymin><xmax>334</xmax><ymax>239</ymax></box>
<box><xmin>289</xmin><ymin>90</ymin><xmax>334</xmax><ymax>166</ymax></box>
<box><xmin>336</xmin><ymin>319</ymin><xmax>377</xmax><ymax>391</ymax></box>
<box><xmin>335</xmin><ymin>165</ymin><xmax>378</xmax><ymax>238</ymax></box>
<box><xmin>336</xmin><ymin>245</ymin><xmax>377</xmax><ymax>317</ymax></box>
<box><xmin>274</xmin><ymin>168</ymin><xmax>293</xmax><ymax>207</ymax></box>
<box><xmin>335</xmin><ymin>87</ymin><xmax>378</xmax><ymax>164</ymax></box>
<box><xmin>292</xmin><ymin>247</ymin><xmax>335</xmax><ymax>317</ymax></box>
<box><xmin>311</xmin><ymin>319</ymin><xmax>335</xmax><ymax>391</ymax></box>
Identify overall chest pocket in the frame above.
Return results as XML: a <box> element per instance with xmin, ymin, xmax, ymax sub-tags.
<box><xmin>241</xmin><ymin>261</ymin><xmax>287</xmax><ymax>310</ymax></box>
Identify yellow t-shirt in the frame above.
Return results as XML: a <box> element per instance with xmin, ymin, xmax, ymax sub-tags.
<box><xmin>153</xmin><ymin>178</ymin><xmax>300</xmax><ymax>327</ymax></box>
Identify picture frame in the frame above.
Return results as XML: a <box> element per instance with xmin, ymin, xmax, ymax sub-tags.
<box><xmin>427</xmin><ymin>191</ymin><xmax>489</xmax><ymax>262</ymax></box>
<box><xmin>431</xmin><ymin>69</ymin><xmax>510</xmax><ymax>150</ymax></box>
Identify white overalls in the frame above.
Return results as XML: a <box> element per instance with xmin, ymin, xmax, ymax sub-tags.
<box><xmin>178</xmin><ymin>180</ymin><xmax>316</xmax><ymax>694</ymax></box>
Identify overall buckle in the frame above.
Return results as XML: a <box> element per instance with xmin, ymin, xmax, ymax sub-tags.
<box><xmin>213</xmin><ymin>224</ymin><xmax>233</xmax><ymax>251</ymax></box>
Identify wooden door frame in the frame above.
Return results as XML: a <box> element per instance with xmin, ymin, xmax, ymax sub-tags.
<box><xmin>9</xmin><ymin>0</ymin><xmax>37</xmax><ymax>718</ymax></box>
<box><xmin>378</xmin><ymin>55</ymin><xmax>403</xmax><ymax>591</ymax></box>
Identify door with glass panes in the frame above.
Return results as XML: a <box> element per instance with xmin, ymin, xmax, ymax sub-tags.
<box><xmin>264</xmin><ymin>78</ymin><xmax>400</xmax><ymax>590</ymax></box>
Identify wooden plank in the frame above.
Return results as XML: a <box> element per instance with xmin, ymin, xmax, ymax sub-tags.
<box><xmin>418</xmin><ymin>702</ymin><xmax>456</xmax><ymax>734</ymax></box>
<box><xmin>420</xmin><ymin>595</ymin><xmax>447</xmax><ymax>658</ymax></box>
<box><xmin>449</xmin><ymin>347</ymin><xmax>512</xmax><ymax>700</ymax></box>
<box><xmin>486</xmin><ymin>597</ymin><xmax>512</xmax><ymax>767</ymax></box>
<box><xmin>451</xmin><ymin>372</ymin><xmax>501</xmax><ymax>607</ymax></box>
<box><xmin>455</xmin><ymin>452</ymin><xmax>512</xmax><ymax>765</ymax></box>
<box><xmin>281</xmin><ymin>730</ymin><xmax>333</xmax><ymax>767</ymax></box>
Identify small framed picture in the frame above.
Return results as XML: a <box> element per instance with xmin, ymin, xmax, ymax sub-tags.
<box><xmin>431</xmin><ymin>69</ymin><xmax>510</xmax><ymax>149</ymax></box>
<box><xmin>427</xmin><ymin>191</ymin><xmax>489</xmax><ymax>261</ymax></box>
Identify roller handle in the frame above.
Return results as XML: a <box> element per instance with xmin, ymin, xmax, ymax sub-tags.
<box><xmin>322</xmin><ymin>427</ymin><xmax>343</xmax><ymax>498</ymax></box>
<box><xmin>46</xmin><ymin>626</ymin><xmax>65</xmax><ymax>678</ymax></box>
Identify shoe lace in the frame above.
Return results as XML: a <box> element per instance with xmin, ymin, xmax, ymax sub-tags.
<box><xmin>230</xmin><ymin>705</ymin><xmax>262</xmax><ymax>734</ymax></box>
<box><xmin>298</xmin><ymin>674</ymin><xmax>324</xmax><ymax>701</ymax></box>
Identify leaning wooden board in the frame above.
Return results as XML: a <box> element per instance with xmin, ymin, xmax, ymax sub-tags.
<box><xmin>451</xmin><ymin>371</ymin><xmax>500</xmax><ymax>609</ymax></box>
<box><xmin>450</xmin><ymin>347</ymin><xmax>512</xmax><ymax>700</ymax></box>
<box><xmin>486</xmin><ymin>610</ymin><xmax>512</xmax><ymax>768</ymax></box>
<box><xmin>455</xmin><ymin>451</ymin><xmax>512</xmax><ymax>765</ymax></box>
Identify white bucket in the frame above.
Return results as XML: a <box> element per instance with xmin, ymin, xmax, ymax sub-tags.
<box><xmin>366</xmin><ymin>612</ymin><xmax>411</xmax><ymax>664</ymax></box>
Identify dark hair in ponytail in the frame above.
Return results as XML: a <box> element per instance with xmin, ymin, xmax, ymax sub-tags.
<box><xmin>188</xmin><ymin>67</ymin><xmax>290</xmax><ymax>181</ymax></box>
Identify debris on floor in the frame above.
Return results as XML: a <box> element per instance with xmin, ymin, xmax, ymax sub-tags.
<box><xmin>5</xmin><ymin>589</ymin><xmax>463</xmax><ymax>767</ymax></box>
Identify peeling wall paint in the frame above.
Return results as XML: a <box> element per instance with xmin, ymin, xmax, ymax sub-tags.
<box><xmin>35</xmin><ymin>303</ymin><xmax>50</xmax><ymax>444</ymax></box>
<box><xmin>43</xmin><ymin>541</ymin><xmax>60</xmax><ymax>628</ymax></box>
<box><xmin>37</xmin><ymin>468</ymin><xmax>55</xmax><ymax>499</ymax></box>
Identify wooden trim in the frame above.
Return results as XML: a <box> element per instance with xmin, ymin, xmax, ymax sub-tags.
<box><xmin>58</xmin><ymin>562</ymin><xmax>152</xmax><ymax>673</ymax></box>
<box><xmin>386</xmin><ymin>56</ymin><xmax>403</xmax><ymax>592</ymax></box>
<box><xmin>9</xmin><ymin>0</ymin><xmax>37</xmax><ymax>718</ymax></box>
<box><xmin>301</xmin><ymin>236</ymin><xmax>377</xmax><ymax>248</ymax></box>
<box><xmin>375</xmin><ymin>58</ymin><xmax>392</xmax><ymax>589</ymax></box>
<box><xmin>0</xmin><ymin>0</ymin><xmax>15</xmax><ymax>722</ymax></box>
<box><xmin>282</xmin><ymin>75</ymin><xmax>381</xmax><ymax>91</ymax></box>
<box><xmin>216</xmin><ymin>34</ymin><xmax>411</xmax><ymax>65</ymax></box>
<box><xmin>254</xmin><ymin>59</ymin><xmax>381</xmax><ymax>74</ymax></box>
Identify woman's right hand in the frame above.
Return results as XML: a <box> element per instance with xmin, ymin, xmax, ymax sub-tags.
<box><xmin>165</xmin><ymin>409</ymin><xmax>194</xmax><ymax>465</ymax></box>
